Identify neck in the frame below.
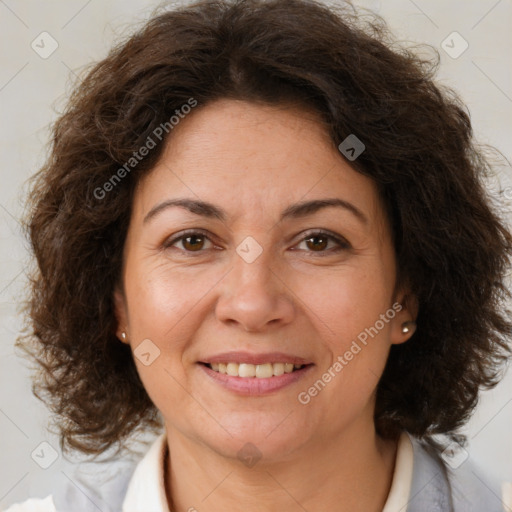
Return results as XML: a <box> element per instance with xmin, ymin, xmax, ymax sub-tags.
<box><xmin>164</xmin><ymin>422</ymin><xmax>398</xmax><ymax>512</ymax></box>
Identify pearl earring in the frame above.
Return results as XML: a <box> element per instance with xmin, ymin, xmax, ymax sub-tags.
<box><xmin>401</xmin><ymin>321</ymin><xmax>416</xmax><ymax>335</ymax></box>
<box><xmin>121</xmin><ymin>331</ymin><xmax>127</xmax><ymax>341</ymax></box>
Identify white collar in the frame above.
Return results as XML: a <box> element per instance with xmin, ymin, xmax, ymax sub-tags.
<box><xmin>122</xmin><ymin>431</ymin><xmax>414</xmax><ymax>512</ymax></box>
<box><xmin>122</xmin><ymin>433</ymin><xmax>171</xmax><ymax>512</ymax></box>
<box><xmin>383</xmin><ymin>431</ymin><xmax>414</xmax><ymax>511</ymax></box>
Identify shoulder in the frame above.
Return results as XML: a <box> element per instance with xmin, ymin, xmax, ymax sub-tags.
<box><xmin>3</xmin><ymin>495</ymin><xmax>57</xmax><ymax>511</ymax></box>
<box><xmin>3</xmin><ymin>435</ymin><xmax>164</xmax><ymax>512</ymax></box>
<box><xmin>3</xmin><ymin>463</ymin><xmax>136</xmax><ymax>512</ymax></box>
<box><xmin>445</xmin><ymin>452</ymin><xmax>505</xmax><ymax>512</ymax></box>
<box><xmin>407</xmin><ymin>434</ymin><xmax>505</xmax><ymax>512</ymax></box>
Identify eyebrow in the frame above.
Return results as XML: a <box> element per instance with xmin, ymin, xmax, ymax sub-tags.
<box><xmin>143</xmin><ymin>197</ymin><xmax>368</xmax><ymax>225</ymax></box>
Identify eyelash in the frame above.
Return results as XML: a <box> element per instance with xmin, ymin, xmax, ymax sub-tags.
<box><xmin>163</xmin><ymin>229</ymin><xmax>351</xmax><ymax>256</ymax></box>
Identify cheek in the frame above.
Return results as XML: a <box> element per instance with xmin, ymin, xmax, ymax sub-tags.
<box><xmin>293</xmin><ymin>262</ymin><xmax>394</xmax><ymax>402</ymax></box>
<box><xmin>124</xmin><ymin>267</ymin><xmax>213</xmax><ymax>412</ymax></box>
<box><xmin>294</xmin><ymin>262</ymin><xmax>392</xmax><ymax>346</ymax></box>
<box><xmin>126</xmin><ymin>264</ymin><xmax>213</xmax><ymax>337</ymax></box>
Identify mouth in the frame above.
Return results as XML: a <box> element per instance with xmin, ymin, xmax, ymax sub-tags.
<box><xmin>197</xmin><ymin>352</ymin><xmax>314</xmax><ymax>395</ymax></box>
<box><xmin>202</xmin><ymin>362</ymin><xmax>308</xmax><ymax>378</ymax></box>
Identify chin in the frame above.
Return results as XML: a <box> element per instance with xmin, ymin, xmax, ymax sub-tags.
<box><xmin>199</xmin><ymin>414</ymin><xmax>313</xmax><ymax>464</ymax></box>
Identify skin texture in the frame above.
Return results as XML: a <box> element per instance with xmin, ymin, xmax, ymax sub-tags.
<box><xmin>114</xmin><ymin>99</ymin><xmax>417</xmax><ymax>512</ymax></box>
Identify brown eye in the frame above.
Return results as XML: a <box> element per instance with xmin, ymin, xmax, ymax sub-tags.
<box><xmin>181</xmin><ymin>234</ymin><xmax>205</xmax><ymax>251</ymax></box>
<box><xmin>304</xmin><ymin>234</ymin><xmax>329</xmax><ymax>252</ymax></box>
<box><xmin>295</xmin><ymin>230</ymin><xmax>350</xmax><ymax>255</ymax></box>
<box><xmin>164</xmin><ymin>230</ymin><xmax>215</xmax><ymax>254</ymax></box>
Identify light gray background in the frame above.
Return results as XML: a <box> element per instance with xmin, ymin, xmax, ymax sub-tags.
<box><xmin>1</xmin><ymin>0</ymin><xmax>511</xmax><ymax>509</ymax></box>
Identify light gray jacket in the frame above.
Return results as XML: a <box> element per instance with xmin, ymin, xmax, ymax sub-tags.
<box><xmin>6</xmin><ymin>435</ymin><xmax>506</xmax><ymax>511</ymax></box>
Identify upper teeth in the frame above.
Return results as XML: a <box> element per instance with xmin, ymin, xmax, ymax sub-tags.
<box><xmin>209</xmin><ymin>362</ymin><xmax>303</xmax><ymax>378</ymax></box>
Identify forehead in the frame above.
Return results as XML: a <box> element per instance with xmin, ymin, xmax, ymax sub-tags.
<box><xmin>133</xmin><ymin>99</ymin><xmax>384</xmax><ymax>227</ymax></box>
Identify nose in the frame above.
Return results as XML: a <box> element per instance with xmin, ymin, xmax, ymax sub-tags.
<box><xmin>214</xmin><ymin>248</ymin><xmax>295</xmax><ymax>333</ymax></box>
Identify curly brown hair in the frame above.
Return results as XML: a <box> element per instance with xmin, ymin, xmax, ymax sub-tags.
<box><xmin>18</xmin><ymin>0</ymin><xmax>512</xmax><ymax>458</ymax></box>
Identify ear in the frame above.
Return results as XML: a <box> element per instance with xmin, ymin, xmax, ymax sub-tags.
<box><xmin>389</xmin><ymin>288</ymin><xmax>419</xmax><ymax>346</ymax></box>
<box><xmin>113</xmin><ymin>285</ymin><xmax>130</xmax><ymax>344</ymax></box>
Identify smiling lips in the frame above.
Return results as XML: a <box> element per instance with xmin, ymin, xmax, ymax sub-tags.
<box><xmin>208</xmin><ymin>362</ymin><xmax>304</xmax><ymax>378</ymax></box>
<box><xmin>199</xmin><ymin>351</ymin><xmax>313</xmax><ymax>394</ymax></box>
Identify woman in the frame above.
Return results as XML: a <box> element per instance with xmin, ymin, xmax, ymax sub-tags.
<box><xmin>8</xmin><ymin>0</ymin><xmax>512</xmax><ymax>510</ymax></box>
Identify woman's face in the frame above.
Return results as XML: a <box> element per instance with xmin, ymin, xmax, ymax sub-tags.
<box><xmin>115</xmin><ymin>99</ymin><xmax>415</xmax><ymax>461</ymax></box>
